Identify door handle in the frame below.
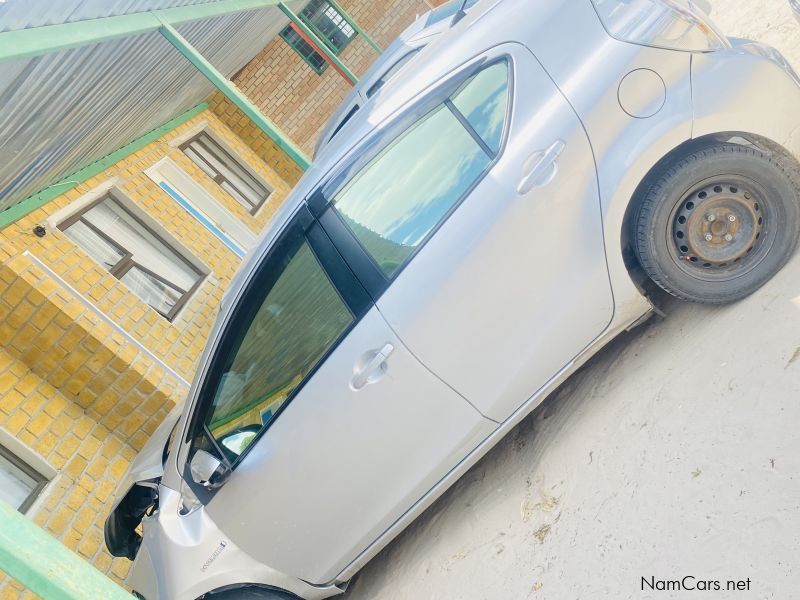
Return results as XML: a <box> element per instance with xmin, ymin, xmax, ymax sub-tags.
<box><xmin>350</xmin><ymin>343</ymin><xmax>394</xmax><ymax>391</ymax></box>
<box><xmin>517</xmin><ymin>139</ymin><xmax>566</xmax><ymax>194</ymax></box>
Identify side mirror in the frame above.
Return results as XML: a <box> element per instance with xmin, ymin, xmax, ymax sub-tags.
<box><xmin>189</xmin><ymin>450</ymin><xmax>230</xmax><ymax>489</ymax></box>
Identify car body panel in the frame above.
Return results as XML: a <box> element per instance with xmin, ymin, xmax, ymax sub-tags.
<box><xmin>692</xmin><ymin>39</ymin><xmax>800</xmax><ymax>159</ymax></box>
<box><xmin>791</xmin><ymin>0</ymin><xmax>800</xmax><ymax>25</ymax></box>
<box><xmin>204</xmin><ymin>307</ymin><xmax>496</xmax><ymax>584</ymax></box>
<box><xmin>109</xmin><ymin>407</ymin><xmax>180</xmax><ymax>514</ymax></box>
<box><xmin>129</xmin><ymin>487</ymin><xmax>344</xmax><ymax>600</ymax></box>
<box><xmin>376</xmin><ymin>42</ymin><xmax>614</xmax><ymax>422</ymax></box>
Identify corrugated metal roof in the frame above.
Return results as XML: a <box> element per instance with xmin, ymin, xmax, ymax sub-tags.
<box><xmin>0</xmin><ymin>0</ymin><xmax>220</xmax><ymax>33</ymax></box>
<box><xmin>0</xmin><ymin>7</ymin><xmax>289</xmax><ymax>213</ymax></box>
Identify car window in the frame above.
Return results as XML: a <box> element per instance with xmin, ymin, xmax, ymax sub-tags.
<box><xmin>450</xmin><ymin>62</ymin><xmax>509</xmax><ymax>153</ymax></box>
<box><xmin>366</xmin><ymin>49</ymin><xmax>422</xmax><ymax>99</ymax></box>
<box><xmin>331</xmin><ymin>61</ymin><xmax>510</xmax><ymax>278</ymax></box>
<box><xmin>199</xmin><ymin>238</ymin><xmax>353</xmax><ymax>461</ymax></box>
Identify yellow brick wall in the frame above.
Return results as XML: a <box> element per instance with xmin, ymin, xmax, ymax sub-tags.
<box><xmin>0</xmin><ymin>350</ymin><xmax>138</xmax><ymax>595</ymax></box>
<box><xmin>207</xmin><ymin>92</ymin><xmax>305</xmax><ymax>187</ymax></box>
<box><xmin>0</xmin><ymin>108</ymin><xmax>293</xmax><ymax>597</ymax></box>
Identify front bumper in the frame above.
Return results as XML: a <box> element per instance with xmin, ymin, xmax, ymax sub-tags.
<box><xmin>127</xmin><ymin>486</ymin><xmax>341</xmax><ymax>600</ymax></box>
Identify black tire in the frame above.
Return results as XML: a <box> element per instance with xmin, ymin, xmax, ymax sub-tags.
<box><xmin>204</xmin><ymin>587</ymin><xmax>298</xmax><ymax>599</ymax></box>
<box><xmin>634</xmin><ymin>142</ymin><xmax>800</xmax><ymax>304</ymax></box>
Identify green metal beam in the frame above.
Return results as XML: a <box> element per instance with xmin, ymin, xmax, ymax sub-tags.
<box><xmin>0</xmin><ymin>500</ymin><xmax>134</xmax><ymax>599</ymax></box>
<box><xmin>0</xmin><ymin>103</ymin><xmax>208</xmax><ymax>230</ymax></box>
<box><xmin>327</xmin><ymin>0</ymin><xmax>382</xmax><ymax>54</ymax></box>
<box><xmin>277</xmin><ymin>2</ymin><xmax>359</xmax><ymax>85</ymax></box>
<box><xmin>0</xmin><ymin>0</ymin><xmax>283</xmax><ymax>63</ymax></box>
<box><xmin>158</xmin><ymin>20</ymin><xmax>311</xmax><ymax>170</ymax></box>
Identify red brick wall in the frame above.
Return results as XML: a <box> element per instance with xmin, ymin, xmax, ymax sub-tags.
<box><xmin>233</xmin><ymin>0</ymin><xmax>436</xmax><ymax>155</ymax></box>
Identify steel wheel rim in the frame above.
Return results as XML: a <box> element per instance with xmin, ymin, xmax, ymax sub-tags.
<box><xmin>668</xmin><ymin>176</ymin><xmax>776</xmax><ymax>281</ymax></box>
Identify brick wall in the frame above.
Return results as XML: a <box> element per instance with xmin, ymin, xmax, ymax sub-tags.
<box><xmin>233</xmin><ymin>0</ymin><xmax>434</xmax><ymax>155</ymax></box>
<box><xmin>0</xmin><ymin>108</ymin><xmax>290</xmax><ymax>596</ymax></box>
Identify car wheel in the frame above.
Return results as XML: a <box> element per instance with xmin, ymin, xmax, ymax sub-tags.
<box><xmin>634</xmin><ymin>142</ymin><xmax>800</xmax><ymax>304</ymax></box>
<box><xmin>204</xmin><ymin>587</ymin><xmax>298</xmax><ymax>599</ymax></box>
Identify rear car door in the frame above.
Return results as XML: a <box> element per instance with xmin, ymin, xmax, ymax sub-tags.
<box><xmin>184</xmin><ymin>206</ymin><xmax>495</xmax><ymax>584</ymax></box>
<box><xmin>314</xmin><ymin>43</ymin><xmax>614</xmax><ymax>423</ymax></box>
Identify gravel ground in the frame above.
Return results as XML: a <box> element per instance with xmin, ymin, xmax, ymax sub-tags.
<box><xmin>344</xmin><ymin>3</ymin><xmax>800</xmax><ymax>599</ymax></box>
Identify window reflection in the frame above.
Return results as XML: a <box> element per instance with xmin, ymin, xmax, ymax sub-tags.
<box><xmin>333</xmin><ymin>61</ymin><xmax>510</xmax><ymax>277</ymax></box>
<box><xmin>451</xmin><ymin>62</ymin><xmax>509</xmax><ymax>153</ymax></box>
<box><xmin>334</xmin><ymin>106</ymin><xmax>491</xmax><ymax>277</ymax></box>
<box><xmin>204</xmin><ymin>242</ymin><xmax>353</xmax><ymax>459</ymax></box>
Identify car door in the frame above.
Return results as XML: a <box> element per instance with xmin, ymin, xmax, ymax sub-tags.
<box><xmin>314</xmin><ymin>43</ymin><xmax>614</xmax><ymax>423</ymax></box>
<box><xmin>183</xmin><ymin>205</ymin><xmax>496</xmax><ymax>585</ymax></box>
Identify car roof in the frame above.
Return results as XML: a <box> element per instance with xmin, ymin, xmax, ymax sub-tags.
<box><xmin>313</xmin><ymin>0</ymin><xmax>483</xmax><ymax>157</ymax></box>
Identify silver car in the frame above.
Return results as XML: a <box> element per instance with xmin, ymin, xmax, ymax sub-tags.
<box><xmin>106</xmin><ymin>1</ymin><xmax>800</xmax><ymax>598</ymax></box>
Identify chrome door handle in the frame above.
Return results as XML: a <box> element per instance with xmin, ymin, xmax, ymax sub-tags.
<box><xmin>350</xmin><ymin>343</ymin><xmax>394</xmax><ymax>391</ymax></box>
<box><xmin>517</xmin><ymin>139</ymin><xmax>566</xmax><ymax>194</ymax></box>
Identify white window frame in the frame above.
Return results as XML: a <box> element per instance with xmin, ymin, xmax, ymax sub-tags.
<box><xmin>176</xmin><ymin>127</ymin><xmax>274</xmax><ymax>216</ymax></box>
<box><xmin>0</xmin><ymin>429</ymin><xmax>55</xmax><ymax>515</ymax></box>
<box><xmin>54</xmin><ymin>185</ymin><xmax>210</xmax><ymax>322</ymax></box>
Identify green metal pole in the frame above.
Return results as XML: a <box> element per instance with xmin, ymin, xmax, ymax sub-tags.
<box><xmin>326</xmin><ymin>0</ymin><xmax>382</xmax><ymax>54</ymax></box>
<box><xmin>0</xmin><ymin>0</ymin><xmax>283</xmax><ymax>63</ymax></box>
<box><xmin>0</xmin><ymin>500</ymin><xmax>134</xmax><ymax>599</ymax></box>
<box><xmin>158</xmin><ymin>20</ymin><xmax>311</xmax><ymax>170</ymax></box>
<box><xmin>277</xmin><ymin>2</ymin><xmax>359</xmax><ymax>85</ymax></box>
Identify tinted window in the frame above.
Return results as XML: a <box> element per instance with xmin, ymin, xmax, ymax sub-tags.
<box><xmin>332</xmin><ymin>62</ymin><xmax>509</xmax><ymax>278</ymax></box>
<box><xmin>201</xmin><ymin>239</ymin><xmax>353</xmax><ymax>460</ymax></box>
<box><xmin>450</xmin><ymin>62</ymin><xmax>509</xmax><ymax>153</ymax></box>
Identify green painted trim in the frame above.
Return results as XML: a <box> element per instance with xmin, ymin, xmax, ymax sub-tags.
<box><xmin>277</xmin><ymin>2</ymin><xmax>359</xmax><ymax>84</ymax></box>
<box><xmin>158</xmin><ymin>21</ymin><xmax>311</xmax><ymax>170</ymax></box>
<box><xmin>0</xmin><ymin>103</ymin><xmax>208</xmax><ymax>230</ymax></box>
<box><xmin>326</xmin><ymin>0</ymin><xmax>382</xmax><ymax>54</ymax></box>
<box><xmin>0</xmin><ymin>0</ymin><xmax>283</xmax><ymax>63</ymax></box>
<box><xmin>0</xmin><ymin>500</ymin><xmax>134</xmax><ymax>600</ymax></box>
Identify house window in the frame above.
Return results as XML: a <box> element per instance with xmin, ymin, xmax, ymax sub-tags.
<box><xmin>59</xmin><ymin>194</ymin><xmax>205</xmax><ymax>321</ymax></box>
<box><xmin>301</xmin><ymin>0</ymin><xmax>356</xmax><ymax>53</ymax></box>
<box><xmin>180</xmin><ymin>132</ymin><xmax>272</xmax><ymax>215</ymax></box>
<box><xmin>0</xmin><ymin>445</ymin><xmax>48</xmax><ymax>513</ymax></box>
<box><xmin>280</xmin><ymin>0</ymin><xmax>357</xmax><ymax>73</ymax></box>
